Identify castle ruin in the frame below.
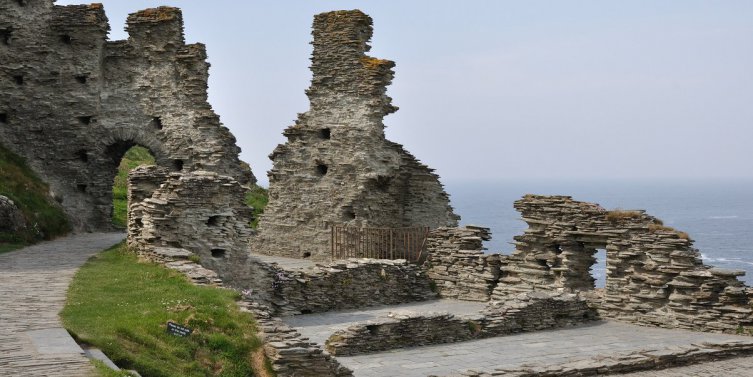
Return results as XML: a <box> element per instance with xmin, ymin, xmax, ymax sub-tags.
<box><xmin>0</xmin><ymin>1</ymin><xmax>252</xmax><ymax>231</ymax></box>
<box><xmin>251</xmin><ymin>10</ymin><xmax>459</xmax><ymax>260</ymax></box>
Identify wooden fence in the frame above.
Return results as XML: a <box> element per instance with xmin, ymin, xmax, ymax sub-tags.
<box><xmin>331</xmin><ymin>225</ymin><xmax>430</xmax><ymax>262</ymax></box>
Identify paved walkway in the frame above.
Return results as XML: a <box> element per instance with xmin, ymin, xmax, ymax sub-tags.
<box><xmin>282</xmin><ymin>299</ymin><xmax>487</xmax><ymax>345</ymax></box>
<box><xmin>0</xmin><ymin>233</ymin><xmax>125</xmax><ymax>377</ymax></box>
<box><xmin>332</xmin><ymin>321</ymin><xmax>753</xmax><ymax>377</ymax></box>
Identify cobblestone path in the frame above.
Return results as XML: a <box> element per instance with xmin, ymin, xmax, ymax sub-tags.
<box><xmin>0</xmin><ymin>233</ymin><xmax>124</xmax><ymax>377</ymax></box>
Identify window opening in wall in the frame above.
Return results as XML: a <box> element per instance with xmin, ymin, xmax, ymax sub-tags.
<box><xmin>319</xmin><ymin>128</ymin><xmax>331</xmax><ymax>139</ymax></box>
<box><xmin>316</xmin><ymin>163</ymin><xmax>328</xmax><ymax>176</ymax></box>
<box><xmin>74</xmin><ymin>74</ymin><xmax>87</xmax><ymax>84</ymax></box>
<box><xmin>302</xmin><ymin>251</ymin><xmax>311</xmax><ymax>258</ymax></box>
<box><xmin>593</xmin><ymin>248</ymin><xmax>607</xmax><ymax>289</ymax></box>
<box><xmin>151</xmin><ymin>117</ymin><xmax>163</xmax><ymax>130</ymax></box>
<box><xmin>206</xmin><ymin>215</ymin><xmax>221</xmax><ymax>226</ymax></box>
<box><xmin>13</xmin><ymin>75</ymin><xmax>23</xmax><ymax>85</ymax></box>
<box><xmin>342</xmin><ymin>206</ymin><xmax>356</xmax><ymax>220</ymax></box>
<box><xmin>173</xmin><ymin>159</ymin><xmax>184</xmax><ymax>171</ymax></box>
<box><xmin>16</xmin><ymin>0</ymin><xmax>26</xmax><ymax>6</ymax></box>
<box><xmin>60</xmin><ymin>34</ymin><xmax>72</xmax><ymax>44</ymax></box>
<box><xmin>74</xmin><ymin>149</ymin><xmax>88</xmax><ymax>163</ymax></box>
<box><xmin>211</xmin><ymin>249</ymin><xmax>226</xmax><ymax>258</ymax></box>
<box><xmin>77</xmin><ymin>184</ymin><xmax>87</xmax><ymax>193</ymax></box>
<box><xmin>0</xmin><ymin>113</ymin><xmax>7</xmax><ymax>124</ymax></box>
<box><xmin>77</xmin><ymin>116</ymin><xmax>92</xmax><ymax>125</ymax></box>
<box><xmin>0</xmin><ymin>29</ymin><xmax>11</xmax><ymax>45</ymax></box>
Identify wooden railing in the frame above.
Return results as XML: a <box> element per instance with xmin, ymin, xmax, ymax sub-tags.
<box><xmin>331</xmin><ymin>225</ymin><xmax>430</xmax><ymax>262</ymax></box>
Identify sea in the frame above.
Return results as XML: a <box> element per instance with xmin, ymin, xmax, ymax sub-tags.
<box><xmin>445</xmin><ymin>178</ymin><xmax>753</xmax><ymax>286</ymax></box>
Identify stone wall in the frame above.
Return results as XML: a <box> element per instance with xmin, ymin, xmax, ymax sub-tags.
<box><xmin>323</xmin><ymin>291</ymin><xmax>594</xmax><ymax>356</ymax></box>
<box><xmin>126</xmin><ymin>166</ymin><xmax>253</xmax><ymax>286</ymax></box>
<box><xmin>496</xmin><ymin>195</ymin><xmax>753</xmax><ymax>334</ymax></box>
<box><xmin>259</xmin><ymin>258</ymin><xmax>438</xmax><ymax>316</ymax></box>
<box><xmin>251</xmin><ymin>10</ymin><xmax>458</xmax><ymax>260</ymax></box>
<box><xmin>0</xmin><ymin>2</ymin><xmax>252</xmax><ymax>231</ymax></box>
<box><xmin>424</xmin><ymin>226</ymin><xmax>503</xmax><ymax>301</ymax></box>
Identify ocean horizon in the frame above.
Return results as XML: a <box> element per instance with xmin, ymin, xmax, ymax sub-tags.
<box><xmin>444</xmin><ymin>178</ymin><xmax>753</xmax><ymax>286</ymax></box>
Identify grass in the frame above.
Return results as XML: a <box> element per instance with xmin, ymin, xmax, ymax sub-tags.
<box><xmin>0</xmin><ymin>144</ymin><xmax>69</xmax><ymax>246</ymax></box>
<box><xmin>605</xmin><ymin>210</ymin><xmax>643</xmax><ymax>222</ymax></box>
<box><xmin>648</xmin><ymin>223</ymin><xmax>691</xmax><ymax>240</ymax></box>
<box><xmin>61</xmin><ymin>242</ymin><xmax>267</xmax><ymax>377</ymax></box>
<box><xmin>112</xmin><ymin>146</ymin><xmax>155</xmax><ymax>228</ymax></box>
<box><xmin>244</xmin><ymin>185</ymin><xmax>268</xmax><ymax>228</ymax></box>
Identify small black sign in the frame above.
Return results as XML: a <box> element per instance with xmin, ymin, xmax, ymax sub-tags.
<box><xmin>166</xmin><ymin>321</ymin><xmax>192</xmax><ymax>337</ymax></box>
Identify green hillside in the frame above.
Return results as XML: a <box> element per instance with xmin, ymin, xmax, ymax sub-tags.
<box><xmin>0</xmin><ymin>144</ymin><xmax>70</xmax><ymax>252</ymax></box>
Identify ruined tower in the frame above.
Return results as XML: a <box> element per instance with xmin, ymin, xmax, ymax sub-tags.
<box><xmin>252</xmin><ymin>10</ymin><xmax>459</xmax><ymax>260</ymax></box>
<box><xmin>0</xmin><ymin>1</ymin><xmax>253</xmax><ymax>230</ymax></box>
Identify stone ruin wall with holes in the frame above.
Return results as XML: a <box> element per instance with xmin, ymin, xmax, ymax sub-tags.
<box><xmin>0</xmin><ymin>1</ymin><xmax>252</xmax><ymax>231</ymax></box>
<box><xmin>251</xmin><ymin>10</ymin><xmax>459</xmax><ymax>261</ymax></box>
<box><xmin>489</xmin><ymin>195</ymin><xmax>753</xmax><ymax>334</ymax></box>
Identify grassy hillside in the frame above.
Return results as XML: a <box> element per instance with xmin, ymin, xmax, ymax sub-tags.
<box><xmin>112</xmin><ymin>146</ymin><xmax>155</xmax><ymax>227</ymax></box>
<box><xmin>62</xmin><ymin>242</ymin><xmax>270</xmax><ymax>377</ymax></box>
<box><xmin>0</xmin><ymin>144</ymin><xmax>69</xmax><ymax>251</ymax></box>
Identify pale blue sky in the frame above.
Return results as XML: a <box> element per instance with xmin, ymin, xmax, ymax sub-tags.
<box><xmin>57</xmin><ymin>1</ymin><xmax>753</xmax><ymax>185</ymax></box>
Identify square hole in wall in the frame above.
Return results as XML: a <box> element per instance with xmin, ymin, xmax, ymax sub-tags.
<box><xmin>60</xmin><ymin>34</ymin><xmax>72</xmax><ymax>44</ymax></box>
<box><xmin>0</xmin><ymin>113</ymin><xmax>7</xmax><ymax>124</ymax></box>
<box><xmin>173</xmin><ymin>159</ymin><xmax>184</xmax><ymax>171</ymax></box>
<box><xmin>211</xmin><ymin>249</ymin><xmax>226</xmax><ymax>258</ymax></box>
<box><xmin>316</xmin><ymin>163</ymin><xmax>328</xmax><ymax>176</ymax></box>
<box><xmin>319</xmin><ymin>128</ymin><xmax>331</xmax><ymax>140</ymax></box>
<box><xmin>151</xmin><ymin>116</ymin><xmax>162</xmax><ymax>130</ymax></box>
<box><xmin>0</xmin><ymin>28</ymin><xmax>11</xmax><ymax>45</ymax></box>
<box><xmin>77</xmin><ymin>116</ymin><xmax>93</xmax><ymax>125</ymax></box>
<box><xmin>13</xmin><ymin>75</ymin><xmax>23</xmax><ymax>85</ymax></box>
<box><xmin>16</xmin><ymin>0</ymin><xmax>26</xmax><ymax>6</ymax></box>
<box><xmin>76</xmin><ymin>184</ymin><xmax>87</xmax><ymax>193</ymax></box>
<box><xmin>74</xmin><ymin>149</ymin><xmax>88</xmax><ymax>162</ymax></box>
<box><xmin>74</xmin><ymin>74</ymin><xmax>87</xmax><ymax>84</ymax></box>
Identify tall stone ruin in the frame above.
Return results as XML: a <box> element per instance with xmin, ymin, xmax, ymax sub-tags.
<box><xmin>252</xmin><ymin>10</ymin><xmax>459</xmax><ymax>260</ymax></box>
<box><xmin>0</xmin><ymin>1</ymin><xmax>253</xmax><ymax>230</ymax></box>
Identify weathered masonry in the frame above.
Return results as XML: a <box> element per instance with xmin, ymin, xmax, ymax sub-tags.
<box><xmin>428</xmin><ymin>195</ymin><xmax>753</xmax><ymax>335</ymax></box>
<box><xmin>251</xmin><ymin>10</ymin><xmax>459</xmax><ymax>261</ymax></box>
<box><xmin>0</xmin><ymin>2</ymin><xmax>252</xmax><ymax>231</ymax></box>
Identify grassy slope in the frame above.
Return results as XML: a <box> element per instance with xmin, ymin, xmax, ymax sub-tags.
<box><xmin>62</xmin><ymin>242</ymin><xmax>265</xmax><ymax>377</ymax></box>
<box><xmin>0</xmin><ymin>144</ymin><xmax>69</xmax><ymax>249</ymax></box>
<box><xmin>112</xmin><ymin>146</ymin><xmax>155</xmax><ymax>227</ymax></box>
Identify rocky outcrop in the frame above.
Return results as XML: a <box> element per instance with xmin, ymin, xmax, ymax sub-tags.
<box><xmin>0</xmin><ymin>2</ymin><xmax>252</xmax><ymax>231</ymax></box>
<box><xmin>425</xmin><ymin>226</ymin><xmax>503</xmax><ymax>301</ymax></box>
<box><xmin>496</xmin><ymin>195</ymin><xmax>753</xmax><ymax>334</ymax></box>
<box><xmin>0</xmin><ymin>195</ymin><xmax>25</xmax><ymax>232</ymax></box>
<box><xmin>251</xmin><ymin>10</ymin><xmax>458</xmax><ymax>261</ymax></box>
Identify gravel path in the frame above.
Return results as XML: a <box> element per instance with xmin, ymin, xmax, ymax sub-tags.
<box><xmin>0</xmin><ymin>233</ymin><xmax>124</xmax><ymax>377</ymax></box>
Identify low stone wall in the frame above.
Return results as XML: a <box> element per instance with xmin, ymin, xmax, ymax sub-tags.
<box><xmin>481</xmin><ymin>291</ymin><xmax>596</xmax><ymax>336</ymax></box>
<box><xmin>242</xmin><ymin>301</ymin><xmax>353</xmax><ymax>377</ymax></box>
<box><xmin>325</xmin><ymin>311</ymin><xmax>483</xmax><ymax>356</ymax></box>
<box><xmin>324</xmin><ymin>291</ymin><xmax>595</xmax><ymax>356</ymax></box>
<box><xmin>424</xmin><ymin>226</ymin><xmax>502</xmax><ymax>301</ymax></box>
<box><xmin>262</xmin><ymin>258</ymin><xmax>438</xmax><ymax>316</ymax></box>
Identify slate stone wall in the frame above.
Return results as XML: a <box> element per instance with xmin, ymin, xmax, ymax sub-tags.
<box><xmin>497</xmin><ymin>195</ymin><xmax>753</xmax><ymax>334</ymax></box>
<box><xmin>0</xmin><ymin>2</ymin><xmax>252</xmax><ymax>231</ymax></box>
<box><xmin>424</xmin><ymin>226</ymin><xmax>503</xmax><ymax>301</ymax></box>
<box><xmin>251</xmin><ymin>10</ymin><xmax>458</xmax><ymax>260</ymax></box>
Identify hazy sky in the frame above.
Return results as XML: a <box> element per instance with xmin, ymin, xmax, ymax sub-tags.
<box><xmin>57</xmin><ymin>1</ymin><xmax>753</xmax><ymax>186</ymax></box>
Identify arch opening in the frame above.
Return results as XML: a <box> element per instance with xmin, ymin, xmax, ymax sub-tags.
<box><xmin>111</xmin><ymin>144</ymin><xmax>155</xmax><ymax>228</ymax></box>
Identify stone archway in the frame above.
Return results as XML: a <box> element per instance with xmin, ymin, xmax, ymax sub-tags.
<box><xmin>0</xmin><ymin>3</ymin><xmax>253</xmax><ymax>231</ymax></box>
